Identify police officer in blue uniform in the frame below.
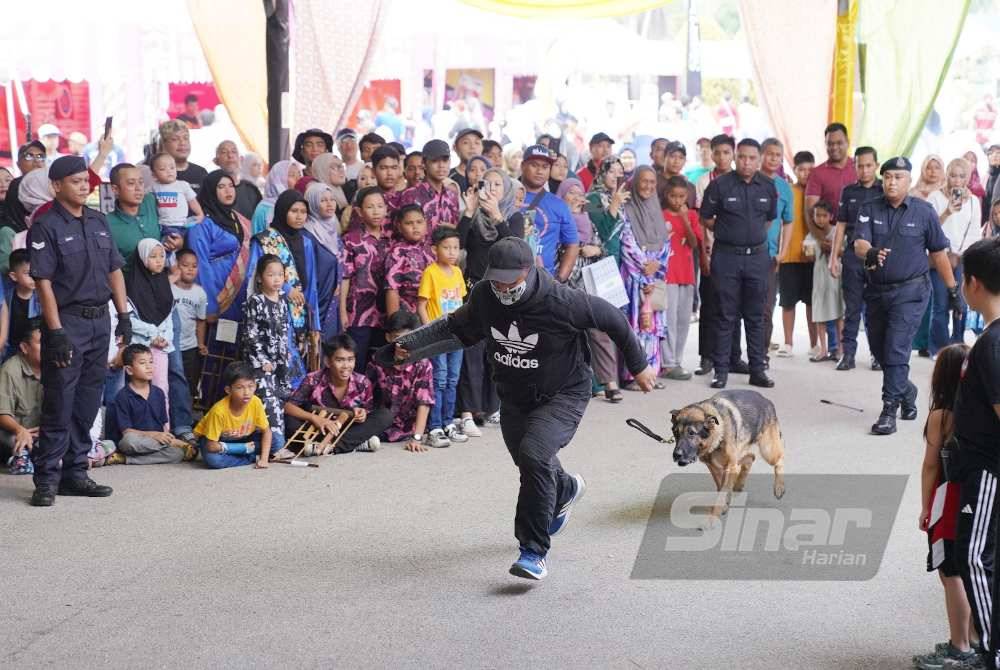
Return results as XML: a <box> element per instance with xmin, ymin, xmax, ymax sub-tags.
<box><xmin>833</xmin><ymin>146</ymin><xmax>883</xmax><ymax>371</ymax></box>
<box><xmin>854</xmin><ymin>157</ymin><xmax>959</xmax><ymax>435</ymax></box>
<box><xmin>699</xmin><ymin>138</ymin><xmax>778</xmax><ymax>389</ymax></box>
<box><xmin>28</xmin><ymin>156</ymin><xmax>132</xmax><ymax>506</ymax></box>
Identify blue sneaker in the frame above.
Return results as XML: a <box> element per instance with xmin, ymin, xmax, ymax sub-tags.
<box><xmin>509</xmin><ymin>550</ymin><xmax>547</xmax><ymax>580</ymax></box>
<box><xmin>549</xmin><ymin>473</ymin><xmax>586</xmax><ymax>536</ymax></box>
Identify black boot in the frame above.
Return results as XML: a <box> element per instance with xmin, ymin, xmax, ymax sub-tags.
<box><xmin>710</xmin><ymin>373</ymin><xmax>728</xmax><ymax>389</ymax></box>
<box><xmin>694</xmin><ymin>358</ymin><xmax>713</xmax><ymax>376</ymax></box>
<box><xmin>901</xmin><ymin>382</ymin><xmax>919</xmax><ymax>421</ymax></box>
<box><xmin>871</xmin><ymin>404</ymin><xmax>898</xmax><ymax>435</ymax></box>
<box><xmin>749</xmin><ymin>371</ymin><xmax>775</xmax><ymax>388</ymax></box>
<box><xmin>836</xmin><ymin>354</ymin><xmax>856</xmax><ymax>371</ymax></box>
<box><xmin>58</xmin><ymin>477</ymin><xmax>113</xmax><ymax>497</ymax></box>
<box><xmin>730</xmin><ymin>360</ymin><xmax>751</xmax><ymax>375</ymax></box>
<box><xmin>870</xmin><ymin>358</ymin><xmax>882</xmax><ymax>371</ymax></box>
<box><xmin>30</xmin><ymin>486</ymin><xmax>56</xmax><ymax>507</ymax></box>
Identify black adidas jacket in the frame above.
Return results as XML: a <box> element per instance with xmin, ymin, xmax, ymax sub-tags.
<box><xmin>448</xmin><ymin>269</ymin><xmax>647</xmax><ymax>406</ymax></box>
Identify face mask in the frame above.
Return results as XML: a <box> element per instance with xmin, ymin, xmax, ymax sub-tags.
<box><xmin>491</xmin><ymin>280</ymin><xmax>527</xmax><ymax>306</ymax></box>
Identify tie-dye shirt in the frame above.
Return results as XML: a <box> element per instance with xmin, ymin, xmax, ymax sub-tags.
<box><xmin>288</xmin><ymin>370</ymin><xmax>374</xmax><ymax>413</ymax></box>
<box><xmin>400</xmin><ymin>182</ymin><xmax>459</xmax><ymax>235</ymax></box>
<box><xmin>366</xmin><ymin>358</ymin><xmax>434</xmax><ymax>442</ymax></box>
<box><xmin>385</xmin><ymin>240</ymin><xmax>435</xmax><ymax>314</ymax></box>
<box><xmin>340</xmin><ymin>229</ymin><xmax>388</xmax><ymax>328</ymax></box>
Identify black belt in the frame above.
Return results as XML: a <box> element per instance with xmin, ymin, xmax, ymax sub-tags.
<box><xmin>714</xmin><ymin>242</ymin><xmax>767</xmax><ymax>256</ymax></box>
<box><xmin>868</xmin><ymin>273</ymin><xmax>928</xmax><ymax>291</ymax></box>
<box><xmin>62</xmin><ymin>304</ymin><xmax>109</xmax><ymax>319</ymax></box>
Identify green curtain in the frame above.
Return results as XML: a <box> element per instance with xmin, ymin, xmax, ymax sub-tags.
<box><xmin>856</xmin><ymin>0</ymin><xmax>970</xmax><ymax>159</ymax></box>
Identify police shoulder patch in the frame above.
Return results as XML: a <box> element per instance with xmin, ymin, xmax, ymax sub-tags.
<box><xmin>31</xmin><ymin>241</ymin><xmax>45</xmax><ymax>250</ymax></box>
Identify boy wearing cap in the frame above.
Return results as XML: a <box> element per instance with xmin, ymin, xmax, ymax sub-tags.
<box><xmin>577</xmin><ymin>132</ymin><xmax>615</xmax><ymax>191</ymax></box>
<box><xmin>661</xmin><ymin>141</ymin><xmax>696</xmax><ymax>209</ymax></box>
<box><xmin>518</xmin><ymin>145</ymin><xmax>580</xmax><ymax>282</ymax></box>
<box><xmin>26</xmin><ymin>155</ymin><xmax>133</xmax><ymax>506</ymax></box>
<box><xmin>400</xmin><ymin>140</ymin><xmax>459</xmax><ymax>236</ymax></box>
<box><xmin>854</xmin><ymin>156</ymin><xmax>959</xmax><ymax>436</ymax></box>
<box><xmin>337</xmin><ymin>128</ymin><xmax>363</xmax><ymax>181</ymax></box>
<box><xmin>381</xmin><ymin>237</ymin><xmax>656</xmax><ymax>580</ymax></box>
<box><xmin>450</xmin><ymin>128</ymin><xmax>484</xmax><ymax>192</ymax></box>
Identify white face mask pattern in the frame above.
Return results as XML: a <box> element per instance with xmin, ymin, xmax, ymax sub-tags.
<box><xmin>491</xmin><ymin>280</ymin><xmax>527</xmax><ymax>306</ymax></box>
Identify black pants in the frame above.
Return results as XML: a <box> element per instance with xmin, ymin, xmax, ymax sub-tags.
<box><xmin>698</xmin><ymin>271</ymin><xmax>742</xmax><ymax>364</ymax></box>
<box><xmin>956</xmin><ymin>467</ymin><xmax>998</xmax><ymax>667</ymax></box>
<box><xmin>711</xmin><ymin>251</ymin><xmax>768</xmax><ymax>373</ymax></box>
<box><xmin>456</xmin><ymin>340</ymin><xmax>499</xmax><ymax>416</ymax></box>
<box><xmin>346</xmin><ymin>326</ymin><xmax>385</xmax><ymax>373</ymax></box>
<box><xmin>285</xmin><ymin>407</ymin><xmax>394</xmax><ymax>453</ymax></box>
<box><xmin>181</xmin><ymin>348</ymin><xmax>203</xmax><ymax>402</ymax></box>
<box><xmin>865</xmin><ymin>277</ymin><xmax>929</xmax><ymax>406</ymax></box>
<box><xmin>33</xmin><ymin>312</ymin><xmax>109</xmax><ymax>489</ymax></box>
<box><xmin>499</xmin><ymin>382</ymin><xmax>589</xmax><ymax>557</ymax></box>
<box><xmin>841</xmin><ymin>251</ymin><xmax>867</xmax><ymax>358</ymax></box>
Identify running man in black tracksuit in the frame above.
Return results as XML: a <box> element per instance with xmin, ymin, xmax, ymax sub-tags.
<box><xmin>384</xmin><ymin>238</ymin><xmax>655</xmax><ymax>580</ymax></box>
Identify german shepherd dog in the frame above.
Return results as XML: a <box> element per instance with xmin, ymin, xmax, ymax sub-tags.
<box><xmin>670</xmin><ymin>390</ymin><xmax>786</xmax><ymax>527</ymax></box>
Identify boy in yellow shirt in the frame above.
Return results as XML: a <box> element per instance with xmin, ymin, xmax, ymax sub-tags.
<box><xmin>194</xmin><ymin>362</ymin><xmax>273</xmax><ymax>469</ymax></box>
<box><xmin>417</xmin><ymin>227</ymin><xmax>467</xmax><ymax>448</ymax></box>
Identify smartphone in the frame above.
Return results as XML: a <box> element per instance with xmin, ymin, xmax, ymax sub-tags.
<box><xmin>952</xmin><ymin>188</ymin><xmax>962</xmax><ymax>207</ymax></box>
<box><xmin>616</xmin><ymin>176</ymin><xmax>624</xmax><ymax>190</ymax></box>
<box><xmin>477</xmin><ymin>179</ymin><xmax>486</xmax><ymax>191</ymax></box>
<box><xmin>104</xmin><ymin>116</ymin><xmax>113</xmax><ymax>140</ymax></box>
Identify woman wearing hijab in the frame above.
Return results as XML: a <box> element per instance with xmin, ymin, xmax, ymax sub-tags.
<box><xmin>558</xmin><ymin>176</ymin><xmax>623</xmax><ymax>403</ymax></box>
<box><xmin>454</xmin><ymin>166</ymin><xmax>522</xmax><ymax>428</ymax></box>
<box><xmin>304</xmin><ymin>183</ymin><xmax>343</xmax><ymax>340</ymax></box>
<box><xmin>458</xmin><ymin>155</ymin><xmax>491</xmax><ymax>214</ymax></box>
<box><xmin>0</xmin><ymin>169</ymin><xmax>54</xmax><ymax>274</ymax></box>
<box><xmin>250</xmin><ymin>159</ymin><xmax>303</xmax><ymax>235</ymax></box>
<box><xmin>586</xmin><ymin>156</ymin><xmax>630</xmax><ymax>265</ymax></box>
<box><xmin>907</xmin><ymin>154</ymin><xmax>946</xmax><ymax>356</ymax></box>
<box><xmin>240</xmin><ymin>153</ymin><xmax>266</xmax><ymax>195</ymax></box>
<box><xmin>188</xmin><ymin>171</ymin><xmax>254</xmax><ymax>402</ymax></box>
<box><xmin>620</xmin><ymin>147</ymin><xmax>638</xmax><ymax>180</ymax></box>
<box><xmin>547</xmin><ymin>153</ymin><xmax>571</xmax><ymax>194</ymax></box>
<box><xmin>126</xmin><ymin>238</ymin><xmax>176</xmax><ymax>404</ymax></box>
<box><xmin>620</xmin><ymin>165</ymin><xmax>671</xmax><ymax>391</ymax></box>
<box><xmin>309</xmin><ymin>153</ymin><xmax>351</xmax><ymax>214</ymax></box>
<box><xmin>247</xmin><ymin>189</ymin><xmax>321</xmax><ymax>373</ymax></box>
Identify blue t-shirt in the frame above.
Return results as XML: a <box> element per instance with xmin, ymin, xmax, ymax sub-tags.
<box><xmin>767</xmin><ymin>175</ymin><xmax>794</xmax><ymax>257</ymax></box>
<box><xmin>519</xmin><ymin>191</ymin><xmax>579</xmax><ymax>275</ymax></box>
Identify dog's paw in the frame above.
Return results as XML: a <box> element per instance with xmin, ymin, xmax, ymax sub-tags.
<box><xmin>774</xmin><ymin>481</ymin><xmax>785</xmax><ymax>499</ymax></box>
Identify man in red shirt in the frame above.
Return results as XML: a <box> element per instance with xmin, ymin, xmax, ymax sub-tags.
<box><xmin>577</xmin><ymin>133</ymin><xmax>614</xmax><ymax>191</ymax></box>
<box><xmin>804</xmin><ymin>122</ymin><xmax>857</xmax><ymax>360</ymax></box>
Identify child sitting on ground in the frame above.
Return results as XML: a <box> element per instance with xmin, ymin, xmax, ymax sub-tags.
<box><xmin>283</xmin><ymin>334</ymin><xmax>393</xmax><ymax>454</ymax></box>
<box><xmin>385</xmin><ymin>204</ymin><xmax>434</xmax><ymax>316</ymax></box>
<box><xmin>809</xmin><ymin>200</ymin><xmax>843</xmax><ymax>362</ymax></box>
<box><xmin>417</xmin><ymin>226</ymin><xmax>468</xmax><ymax>447</ymax></box>
<box><xmin>0</xmin><ymin>321</ymin><xmax>42</xmax><ymax>474</ymax></box>
<box><xmin>193</xmin><ymin>361</ymin><xmax>273</xmax><ymax>469</ymax></box>
<box><xmin>4</xmin><ymin>249</ymin><xmax>38</xmax><ymax>361</ymax></box>
<box><xmin>149</xmin><ymin>152</ymin><xmax>204</xmax><ymax>241</ymax></box>
<box><xmin>105</xmin><ymin>344</ymin><xmax>196</xmax><ymax>465</ymax></box>
<box><xmin>915</xmin><ymin>344</ymin><xmax>977</xmax><ymax>669</ymax></box>
<box><xmin>339</xmin><ymin>187</ymin><xmax>389</xmax><ymax>370</ymax></box>
<box><xmin>366</xmin><ymin>309</ymin><xmax>434</xmax><ymax>453</ymax></box>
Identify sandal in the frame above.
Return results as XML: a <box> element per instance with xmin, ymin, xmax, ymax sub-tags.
<box><xmin>653</xmin><ymin>382</ymin><xmax>666</xmax><ymax>390</ymax></box>
<box><xmin>624</xmin><ymin>382</ymin><xmax>642</xmax><ymax>392</ymax></box>
<box><xmin>604</xmin><ymin>388</ymin><xmax>623</xmax><ymax>403</ymax></box>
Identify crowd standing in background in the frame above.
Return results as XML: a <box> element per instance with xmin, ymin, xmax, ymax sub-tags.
<box><xmin>4</xmin><ymin>106</ymin><xmax>1000</xmax><ymax>665</ymax></box>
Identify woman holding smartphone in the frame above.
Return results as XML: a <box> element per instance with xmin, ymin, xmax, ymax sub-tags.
<box><xmin>927</xmin><ymin>157</ymin><xmax>983</xmax><ymax>354</ymax></box>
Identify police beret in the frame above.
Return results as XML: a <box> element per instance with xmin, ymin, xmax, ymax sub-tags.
<box><xmin>880</xmin><ymin>156</ymin><xmax>912</xmax><ymax>175</ymax></box>
<box><xmin>48</xmin><ymin>155</ymin><xmax>88</xmax><ymax>181</ymax></box>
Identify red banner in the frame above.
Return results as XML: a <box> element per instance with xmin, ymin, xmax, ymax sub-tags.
<box><xmin>347</xmin><ymin>79</ymin><xmax>402</xmax><ymax>131</ymax></box>
<box><xmin>0</xmin><ymin>80</ymin><xmax>91</xmax><ymax>164</ymax></box>
<box><xmin>167</xmin><ymin>82</ymin><xmax>221</xmax><ymax>122</ymax></box>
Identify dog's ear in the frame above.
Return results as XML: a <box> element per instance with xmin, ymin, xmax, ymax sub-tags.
<box><xmin>706</xmin><ymin>415</ymin><xmax>720</xmax><ymax>426</ymax></box>
<box><xmin>670</xmin><ymin>409</ymin><xmax>680</xmax><ymax>423</ymax></box>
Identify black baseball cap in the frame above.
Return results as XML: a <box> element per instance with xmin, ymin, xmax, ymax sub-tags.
<box><xmin>589</xmin><ymin>132</ymin><xmax>615</xmax><ymax>146</ymax></box>
<box><xmin>454</xmin><ymin>128</ymin><xmax>483</xmax><ymax>143</ymax></box>
<box><xmin>522</xmin><ymin>144</ymin><xmax>556</xmax><ymax>164</ymax></box>
<box><xmin>665</xmin><ymin>141</ymin><xmax>686</xmax><ymax>156</ymax></box>
<box><xmin>422</xmin><ymin>139</ymin><xmax>450</xmax><ymax>161</ymax></box>
<box><xmin>880</xmin><ymin>156</ymin><xmax>912</xmax><ymax>175</ymax></box>
<box><xmin>484</xmin><ymin>237</ymin><xmax>534</xmax><ymax>283</ymax></box>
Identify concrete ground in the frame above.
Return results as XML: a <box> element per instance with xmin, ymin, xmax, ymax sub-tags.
<box><xmin>2</xmin><ymin>313</ymin><xmax>951</xmax><ymax>669</ymax></box>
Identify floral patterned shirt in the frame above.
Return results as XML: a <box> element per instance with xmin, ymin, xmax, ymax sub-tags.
<box><xmin>288</xmin><ymin>369</ymin><xmax>374</xmax><ymax>413</ymax></box>
<box><xmin>400</xmin><ymin>182</ymin><xmax>459</xmax><ymax>236</ymax></box>
<box><xmin>340</xmin><ymin>229</ymin><xmax>388</xmax><ymax>328</ymax></box>
<box><xmin>385</xmin><ymin>240</ymin><xmax>435</xmax><ymax>314</ymax></box>
<box><xmin>366</xmin><ymin>358</ymin><xmax>434</xmax><ymax>442</ymax></box>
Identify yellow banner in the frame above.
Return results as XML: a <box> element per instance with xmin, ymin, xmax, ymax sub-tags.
<box><xmin>458</xmin><ymin>0</ymin><xmax>673</xmax><ymax>19</ymax></box>
<box><xmin>829</xmin><ymin>0</ymin><xmax>857</xmax><ymax>133</ymax></box>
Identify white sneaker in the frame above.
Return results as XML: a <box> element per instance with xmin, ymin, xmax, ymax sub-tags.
<box><xmin>427</xmin><ymin>429</ymin><xmax>451</xmax><ymax>448</ymax></box>
<box><xmin>808</xmin><ymin>345</ymin><xmax>820</xmax><ymax>359</ymax></box>
<box><xmin>776</xmin><ymin>344</ymin><xmax>793</xmax><ymax>358</ymax></box>
<box><xmin>461</xmin><ymin>417</ymin><xmax>482</xmax><ymax>437</ymax></box>
<box><xmin>486</xmin><ymin>411</ymin><xmax>501</xmax><ymax>425</ymax></box>
<box><xmin>356</xmin><ymin>436</ymin><xmax>380</xmax><ymax>452</ymax></box>
<box><xmin>445</xmin><ymin>423</ymin><xmax>469</xmax><ymax>443</ymax></box>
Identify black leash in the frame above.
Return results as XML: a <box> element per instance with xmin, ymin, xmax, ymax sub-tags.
<box><xmin>626</xmin><ymin>418</ymin><xmax>674</xmax><ymax>444</ymax></box>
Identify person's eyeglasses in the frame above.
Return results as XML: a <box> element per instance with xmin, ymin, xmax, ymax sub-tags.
<box><xmin>23</xmin><ymin>153</ymin><xmax>45</xmax><ymax>162</ymax></box>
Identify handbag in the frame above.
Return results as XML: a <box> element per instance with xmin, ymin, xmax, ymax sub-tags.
<box><xmin>581</xmin><ymin>256</ymin><xmax>629</xmax><ymax>308</ymax></box>
<box><xmin>648</xmin><ymin>280</ymin><xmax>668</xmax><ymax>311</ymax></box>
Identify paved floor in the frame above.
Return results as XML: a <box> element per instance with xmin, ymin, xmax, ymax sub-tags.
<box><xmin>2</xmin><ymin>316</ymin><xmax>950</xmax><ymax>669</ymax></box>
